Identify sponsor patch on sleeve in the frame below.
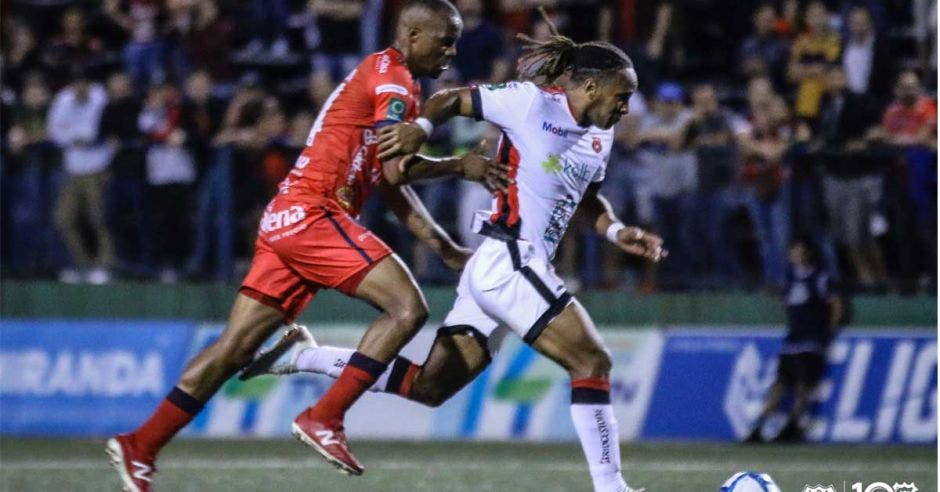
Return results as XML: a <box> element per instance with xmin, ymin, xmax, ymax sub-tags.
<box><xmin>385</xmin><ymin>97</ymin><xmax>408</xmax><ymax>122</ymax></box>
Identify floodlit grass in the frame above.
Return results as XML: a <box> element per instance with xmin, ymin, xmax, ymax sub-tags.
<box><xmin>0</xmin><ymin>438</ymin><xmax>935</xmax><ymax>491</ymax></box>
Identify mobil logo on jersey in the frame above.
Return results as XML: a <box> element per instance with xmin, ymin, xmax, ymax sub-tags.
<box><xmin>542</xmin><ymin>121</ymin><xmax>569</xmax><ymax>138</ymax></box>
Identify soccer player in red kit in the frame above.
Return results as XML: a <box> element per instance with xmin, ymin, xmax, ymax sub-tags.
<box><xmin>106</xmin><ymin>1</ymin><xmax>504</xmax><ymax>489</ymax></box>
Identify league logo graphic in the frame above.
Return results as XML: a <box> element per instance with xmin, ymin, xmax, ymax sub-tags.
<box><xmin>592</xmin><ymin>136</ymin><xmax>602</xmax><ymax>153</ymax></box>
<box><xmin>801</xmin><ymin>485</ymin><xmax>836</xmax><ymax>492</ymax></box>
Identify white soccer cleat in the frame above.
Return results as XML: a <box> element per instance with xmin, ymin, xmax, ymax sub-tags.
<box><xmin>239</xmin><ymin>324</ymin><xmax>317</xmax><ymax>380</ymax></box>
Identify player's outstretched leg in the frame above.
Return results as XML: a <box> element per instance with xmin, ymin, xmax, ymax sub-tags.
<box><xmin>107</xmin><ymin>294</ymin><xmax>284</xmax><ymax>491</ymax></box>
<box><xmin>530</xmin><ymin>299</ymin><xmax>642</xmax><ymax>492</ymax></box>
<box><xmin>290</xmin><ymin>255</ymin><xmax>429</xmax><ymax>475</ymax></box>
<box><xmin>243</xmin><ymin>324</ymin><xmax>491</xmax><ymax>408</ymax></box>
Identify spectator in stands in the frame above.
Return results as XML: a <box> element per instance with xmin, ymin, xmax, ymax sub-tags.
<box><xmin>48</xmin><ymin>68</ymin><xmax>115</xmax><ymax>284</ymax></box>
<box><xmin>306</xmin><ymin>70</ymin><xmax>335</xmax><ymax>112</ymax></box>
<box><xmin>237</xmin><ymin>0</ymin><xmax>290</xmax><ymax>59</ymax></box>
<box><xmin>4</xmin><ymin>73</ymin><xmax>57</xmax><ymax>275</ymax></box>
<box><xmin>815</xmin><ymin>67</ymin><xmax>887</xmax><ymax>290</ymax></box>
<box><xmin>139</xmin><ymin>82</ymin><xmax>197</xmax><ymax>282</ymax></box>
<box><xmin>682</xmin><ymin>83</ymin><xmax>740</xmax><ymax>288</ymax></box>
<box><xmin>105</xmin><ymin>0</ymin><xmax>166</xmax><ymax>89</ymax></box>
<box><xmin>875</xmin><ymin>71</ymin><xmax>937</xmax><ymax>293</ymax></box>
<box><xmin>100</xmin><ymin>71</ymin><xmax>149</xmax><ymax>277</ymax></box>
<box><xmin>166</xmin><ymin>0</ymin><xmax>236</xmax><ymax>83</ymax></box>
<box><xmin>788</xmin><ymin>1</ymin><xmax>841</xmax><ymax>123</ymax></box>
<box><xmin>42</xmin><ymin>7</ymin><xmax>108</xmax><ymax>87</ymax></box>
<box><xmin>453</xmin><ymin>0</ymin><xmax>506</xmax><ymax>83</ymax></box>
<box><xmin>593</xmin><ymin>93</ymin><xmax>650</xmax><ymax>289</ymax></box>
<box><xmin>3</xmin><ymin>21</ymin><xmax>43</xmax><ymax>92</ymax></box>
<box><xmin>309</xmin><ymin>0</ymin><xmax>364</xmax><ymax>81</ymax></box>
<box><xmin>739</xmin><ymin>95</ymin><xmax>795</xmax><ymax>289</ymax></box>
<box><xmin>739</xmin><ymin>3</ymin><xmax>790</xmax><ymax>90</ymax></box>
<box><xmin>633</xmin><ymin>82</ymin><xmax>695</xmax><ymax>289</ymax></box>
<box><xmin>842</xmin><ymin>6</ymin><xmax>893</xmax><ymax>102</ymax></box>
<box><xmin>186</xmin><ymin>75</ymin><xmax>265</xmax><ymax>281</ymax></box>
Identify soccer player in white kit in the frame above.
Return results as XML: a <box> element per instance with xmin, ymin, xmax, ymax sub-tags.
<box><xmin>244</xmin><ymin>32</ymin><xmax>662</xmax><ymax>492</ymax></box>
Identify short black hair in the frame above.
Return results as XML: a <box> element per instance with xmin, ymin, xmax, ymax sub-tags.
<box><xmin>401</xmin><ymin>0</ymin><xmax>459</xmax><ymax>17</ymax></box>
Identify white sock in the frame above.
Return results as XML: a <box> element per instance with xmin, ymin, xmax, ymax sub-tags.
<box><xmin>294</xmin><ymin>346</ymin><xmax>404</xmax><ymax>394</ymax></box>
<box><xmin>570</xmin><ymin>403</ymin><xmax>628</xmax><ymax>492</ymax></box>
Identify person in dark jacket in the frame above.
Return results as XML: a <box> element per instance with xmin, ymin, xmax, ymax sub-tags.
<box><xmin>745</xmin><ymin>235</ymin><xmax>844</xmax><ymax>443</ymax></box>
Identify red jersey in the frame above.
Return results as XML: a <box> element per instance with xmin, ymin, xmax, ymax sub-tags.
<box><xmin>277</xmin><ymin>47</ymin><xmax>421</xmax><ymax>216</ymax></box>
<box><xmin>882</xmin><ymin>96</ymin><xmax>937</xmax><ymax>145</ymax></box>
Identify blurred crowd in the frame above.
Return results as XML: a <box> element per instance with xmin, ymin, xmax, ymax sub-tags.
<box><xmin>1</xmin><ymin>0</ymin><xmax>936</xmax><ymax>295</ymax></box>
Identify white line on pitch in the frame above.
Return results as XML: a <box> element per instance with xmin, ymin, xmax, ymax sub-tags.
<box><xmin>0</xmin><ymin>459</ymin><xmax>933</xmax><ymax>473</ymax></box>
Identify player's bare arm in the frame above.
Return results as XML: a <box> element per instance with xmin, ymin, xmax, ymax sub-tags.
<box><xmin>377</xmin><ymin>87</ymin><xmax>474</xmax><ymax>160</ymax></box>
<box><xmin>377</xmin><ymin>183</ymin><xmax>472</xmax><ymax>271</ymax></box>
<box><xmin>381</xmin><ymin>139</ymin><xmax>511</xmax><ymax>192</ymax></box>
<box><xmin>377</xmin><ymin>87</ymin><xmax>510</xmax><ymax>190</ymax></box>
<box><xmin>575</xmin><ymin>182</ymin><xmax>666</xmax><ymax>262</ymax></box>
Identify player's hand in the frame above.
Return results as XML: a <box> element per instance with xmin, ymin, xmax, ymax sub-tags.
<box><xmin>441</xmin><ymin>243</ymin><xmax>474</xmax><ymax>272</ymax></box>
<box><xmin>460</xmin><ymin>139</ymin><xmax>513</xmax><ymax>193</ymax></box>
<box><xmin>615</xmin><ymin>227</ymin><xmax>667</xmax><ymax>263</ymax></box>
<box><xmin>377</xmin><ymin>122</ymin><xmax>427</xmax><ymax>161</ymax></box>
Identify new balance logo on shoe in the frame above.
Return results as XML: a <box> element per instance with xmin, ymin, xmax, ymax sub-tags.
<box><xmin>315</xmin><ymin>430</ymin><xmax>340</xmax><ymax>446</ymax></box>
<box><xmin>131</xmin><ymin>461</ymin><xmax>153</xmax><ymax>482</ymax></box>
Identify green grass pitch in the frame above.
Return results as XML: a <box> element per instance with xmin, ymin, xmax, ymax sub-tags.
<box><xmin>1</xmin><ymin>438</ymin><xmax>935</xmax><ymax>491</ymax></box>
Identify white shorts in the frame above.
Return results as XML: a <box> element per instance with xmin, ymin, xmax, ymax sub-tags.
<box><xmin>441</xmin><ymin>237</ymin><xmax>573</xmax><ymax>355</ymax></box>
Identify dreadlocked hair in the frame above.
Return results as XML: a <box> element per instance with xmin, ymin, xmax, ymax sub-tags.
<box><xmin>516</xmin><ymin>8</ymin><xmax>632</xmax><ymax>84</ymax></box>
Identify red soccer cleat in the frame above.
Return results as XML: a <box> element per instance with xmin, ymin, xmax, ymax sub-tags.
<box><xmin>106</xmin><ymin>433</ymin><xmax>156</xmax><ymax>492</ymax></box>
<box><xmin>292</xmin><ymin>409</ymin><xmax>364</xmax><ymax>476</ymax></box>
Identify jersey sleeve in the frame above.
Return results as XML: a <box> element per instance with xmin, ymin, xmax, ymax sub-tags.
<box><xmin>592</xmin><ymin>164</ymin><xmax>607</xmax><ymax>183</ymax></box>
<box><xmin>469</xmin><ymin>81</ymin><xmax>540</xmax><ymax>129</ymax></box>
<box><xmin>372</xmin><ymin>65</ymin><xmax>418</xmax><ymax>129</ymax></box>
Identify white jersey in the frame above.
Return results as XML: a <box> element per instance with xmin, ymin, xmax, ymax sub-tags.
<box><xmin>469</xmin><ymin>81</ymin><xmax>613</xmax><ymax>260</ymax></box>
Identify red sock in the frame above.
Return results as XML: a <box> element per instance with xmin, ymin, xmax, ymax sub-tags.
<box><xmin>308</xmin><ymin>352</ymin><xmax>387</xmax><ymax>422</ymax></box>
<box><xmin>134</xmin><ymin>387</ymin><xmax>204</xmax><ymax>459</ymax></box>
<box><xmin>384</xmin><ymin>355</ymin><xmax>419</xmax><ymax>398</ymax></box>
<box><xmin>397</xmin><ymin>363</ymin><xmax>420</xmax><ymax>398</ymax></box>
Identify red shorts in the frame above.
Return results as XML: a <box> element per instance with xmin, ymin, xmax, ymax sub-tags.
<box><xmin>239</xmin><ymin>198</ymin><xmax>393</xmax><ymax>322</ymax></box>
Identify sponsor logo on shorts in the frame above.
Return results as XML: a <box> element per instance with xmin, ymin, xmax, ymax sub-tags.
<box><xmin>260</xmin><ymin>205</ymin><xmax>306</xmax><ymax>233</ymax></box>
<box><xmin>385</xmin><ymin>98</ymin><xmax>407</xmax><ymax>122</ymax></box>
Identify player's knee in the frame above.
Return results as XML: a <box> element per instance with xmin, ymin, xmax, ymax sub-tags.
<box><xmin>411</xmin><ymin>384</ymin><xmax>450</xmax><ymax>408</ymax></box>
<box><xmin>389</xmin><ymin>297</ymin><xmax>429</xmax><ymax>330</ymax></box>
<box><xmin>572</xmin><ymin>346</ymin><xmax>612</xmax><ymax>378</ymax></box>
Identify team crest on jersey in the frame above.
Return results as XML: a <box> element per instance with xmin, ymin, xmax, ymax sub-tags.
<box><xmin>336</xmin><ymin>186</ymin><xmax>354</xmax><ymax>211</ymax></box>
<box><xmin>592</xmin><ymin>136</ymin><xmax>602</xmax><ymax>153</ymax></box>
<box><xmin>386</xmin><ymin>97</ymin><xmax>407</xmax><ymax>122</ymax></box>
